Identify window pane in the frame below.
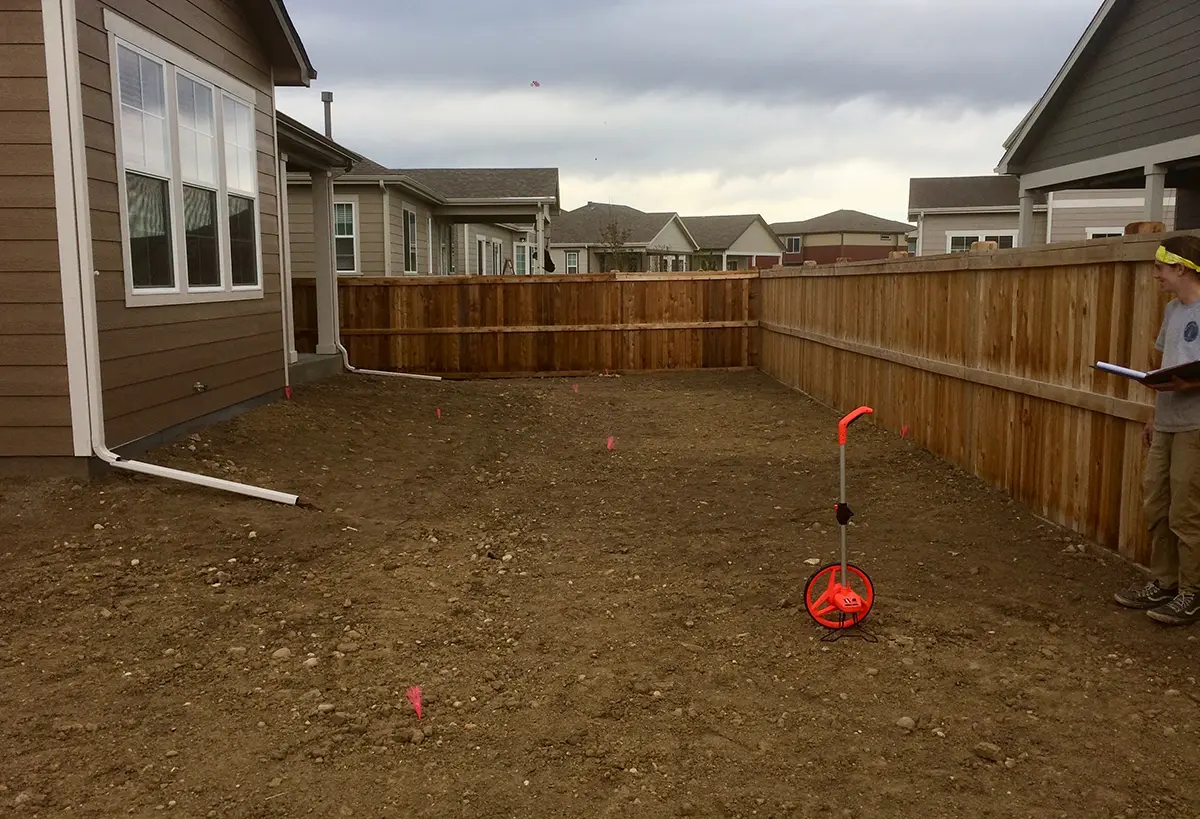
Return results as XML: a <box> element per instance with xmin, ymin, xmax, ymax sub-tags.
<box><xmin>183</xmin><ymin>185</ymin><xmax>220</xmax><ymax>287</ymax></box>
<box><xmin>177</xmin><ymin>75</ymin><xmax>216</xmax><ymax>186</ymax></box>
<box><xmin>229</xmin><ymin>194</ymin><xmax>258</xmax><ymax>286</ymax></box>
<box><xmin>997</xmin><ymin>235</ymin><xmax>1014</xmax><ymax>249</ymax></box>
<box><xmin>334</xmin><ymin>203</ymin><xmax>354</xmax><ymax>237</ymax></box>
<box><xmin>335</xmin><ymin>237</ymin><xmax>356</xmax><ymax>271</ymax></box>
<box><xmin>126</xmin><ymin>172</ymin><xmax>173</xmax><ymax>289</ymax></box>
<box><xmin>116</xmin><ymin>46</ymin><xmax>168</xmax><ymax>176</ymax></box>
<box><xmin>223</xmin><ymin>96</ymin><xmax>255</xmax><ymax>193</ymax></box>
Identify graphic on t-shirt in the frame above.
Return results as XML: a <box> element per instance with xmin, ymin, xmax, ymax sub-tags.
<box><xmin>1186</xmin><ymin>320</ymin><xmax>1199</xmax><ymax>344</ymax></box>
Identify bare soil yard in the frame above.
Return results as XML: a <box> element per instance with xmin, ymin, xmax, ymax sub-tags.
<box><xmin>1</xmin><ymin>370</ymin><xmax>1198</xmax><ymax>819</ymax></box>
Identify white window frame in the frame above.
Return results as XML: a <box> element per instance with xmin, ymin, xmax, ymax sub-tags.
<box><xmin>333</xmin><ymin>196</ymin><xmax>359</xmax><ymax>275</ymax></box>
<box><xmin>402</xmin><ymin>206</ymin><xmax>418</xmax><ymax>273</ymax></box>
<box><xmin>785</xmin><ymin>237</ymin><xmax>802</xmax><ymax>253</ymax></box>
<box><xmin>1086</xmin><ymin>227</ymin><xmax>1125</xmax><ymax>239</ymax></box>
<box><xmin>104</xmin><ymin>10</ymin><xmax>263</xmax><ymax>307</ymax></box>
<box><xmin>476</xmin><ymin>235</ymin><xmax>487</xmax><ymax>275</ymax></box>
<box><xmin>945</xmin><ymin>230</ymin><xmax>1018</xmax><ymax>253</ymax></box>
<box><xmin>565</xmin><ymin>250</ymin><xmax>579</xmax><ymax>275</ymax></box>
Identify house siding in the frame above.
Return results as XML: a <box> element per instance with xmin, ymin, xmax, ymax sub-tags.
<box><xmin>393</xmin><ymin>196</ymin><xmax>434</xmax><ymax>275</ymax></box>
<box><xmin>285</xmin><ymin>182</ymin><xmax>314</xmax><ymax>275</ymax></box>
<box><xmin>1047</xmin><ymin>188</ymin><xmax>1177</xmax><ymax>241</ymax></box>
<box><xmin>914</xmin><ymin>212</ymin><xmax>1049</xmax><ymax>255</ymax></box>
<box><xmin>467</xmin><ymin>224</ymin><xmax>516</xmax><ymax>275</ymax></box>
<box><xmin>79</xmin><ymin>0</ymin><xmax>284</xmax><ymax>448</ymax></box>
<box><xmin>0</xmin><ymin>4</ymin><xmax>75</xmax><ymax>459</ymax></box>
<box><xmin>549</xmin><ymin>248</ymin><xmax>590</xmax><ymax>274</ymax></box>
<box><xmin>727</xmin><ymin>221</ymin><xmax>783</xmax><ymax>255</ymax></box>
<box><xmin>1018</xmin><ymin>0</ymin><xmax>1200</xmax><ymax>174</ymax></box>
<box><xmin>647</xmin><ymin>218</ymin><xmax>694</xmax><ymax>253</ymax></box>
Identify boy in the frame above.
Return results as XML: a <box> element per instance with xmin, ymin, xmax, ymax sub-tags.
<box><xmin>1114</xmin><ymin>235</ymin><xmax>1200</xmax><ymax>625</ymax></box>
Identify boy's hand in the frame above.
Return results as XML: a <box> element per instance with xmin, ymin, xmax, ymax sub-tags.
<box><xmin>1143</xmin><ymin>420</ymin><xmax>1154</xmax><ymax>447</ymax></box>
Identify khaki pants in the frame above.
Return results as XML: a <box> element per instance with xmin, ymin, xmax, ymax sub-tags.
<box><xmin>1145</xmin><ymin>430</ymin><xmax>1200</xmax><ymax>591</ymax></box>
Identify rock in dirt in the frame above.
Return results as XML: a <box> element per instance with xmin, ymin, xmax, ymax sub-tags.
<box><xmin>317</xmin><ymin>703</ymin><xmax>335</xmax><ymax>713</ymax></box>
<box><xmin>229</xmin><ymin>647</ymin><xmax>247</xmax><ymax>657</ymax></box>
<box><xmin>303</xmin><ymin>657</ymin><xmax>320</xmax><ymax>668</ymax></box>
<box><xmin>896</xmin><ymin>717</ymin><xmax>916</xmax><ymax>732</ymax></box>
<box><xmin>336</xmin><ymin>642</ymin><xmax>360</xmax><ymax>653</ymax></box>
<box><xmin>410</xmin><ymin>729</ymin><xmax>424</xmax><ymax>745</ymax></box>
<box><xmin>272</xmin><ymin>648</ymin><xmax>292</xmax><ymax>660</ymax></box>
<box><xmin>974</xmin><ymin>742</ymin><xmax>1004</xmax><ymax>763</ymax></box>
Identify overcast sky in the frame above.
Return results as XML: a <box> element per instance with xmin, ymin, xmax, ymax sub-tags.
<box><xmin>276</xmin><ymin>0</ymin><xmax>1102</xmax><ymax>225</ymax></box>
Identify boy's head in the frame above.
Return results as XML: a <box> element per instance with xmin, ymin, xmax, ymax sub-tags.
<box><xmin>1154</xmin><ymin>235</ymin><xmax>1200</xmax><ymax>295</ymax></box>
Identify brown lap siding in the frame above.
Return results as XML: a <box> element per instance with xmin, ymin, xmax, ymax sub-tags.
<box><xmin>78</xmin><ymin>0</ymin><xmax>285</xmax><ymax>448</ymax></box>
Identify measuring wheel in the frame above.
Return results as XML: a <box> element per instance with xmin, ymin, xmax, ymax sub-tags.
<box><xmin>803</xmin><ymin>562</ymin><xmax>875</xmax><ymax>629</ymax></box>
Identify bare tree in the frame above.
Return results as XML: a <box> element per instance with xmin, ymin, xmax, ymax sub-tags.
<box><xmin>598</xmin><ymin>219</ymin><xmax>637</xmax><ymax>272</ymax></box>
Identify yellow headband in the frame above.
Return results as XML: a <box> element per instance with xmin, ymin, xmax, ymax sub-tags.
<box><xmin>1156</xmin><ymin>245</ymin><xmax>1200</xmax><ymax>273</ymax></box>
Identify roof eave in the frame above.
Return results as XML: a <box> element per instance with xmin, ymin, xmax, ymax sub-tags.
<box><xmin>998</xmin><ymin>0</ymin><xmax>1122</xmax><ymax>174</ymax></box>
<box><xmin>265</xmin><ymin>0</ymin><xmax>317</xmax><ymax>87</ymax></box>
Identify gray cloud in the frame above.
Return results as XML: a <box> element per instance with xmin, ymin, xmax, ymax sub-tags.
<box><xmin>284</xmin><ymin>0</ymin><xmax>1100</xmax><ymax>110</ymax></box>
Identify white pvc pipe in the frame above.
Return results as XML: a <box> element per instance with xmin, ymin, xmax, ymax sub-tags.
<box><xmin>334</xmin><ymin>341</ymin><xmax>442</xmax><ymax>381</ymax></box>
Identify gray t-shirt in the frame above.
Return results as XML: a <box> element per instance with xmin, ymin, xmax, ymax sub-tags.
<box><xmin>1154</xmin><ymin>297</ymin><xmax>1200</xmax><ymax>432</ymax></box>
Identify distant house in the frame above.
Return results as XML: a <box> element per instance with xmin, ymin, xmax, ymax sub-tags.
<box><xmin>286</xmin><ymin>158</ymin><xmax>561</xmax><ymax>278</ymax></box>
<box><xmin>908</xmin><ymin>176</ymin><xmax>1177</xmax><ymax>255</ymax></box>
<box><xmin>679</xmin><ymin>215</ymin><xmax>785</xmax><ymax>270</ymax></box>
<box><xmin>995</xmin><ymin>0</ymin><xmax>1200</xmax><ymax>242</ymax></box>
<box><xmin>549</xmin><ymin>202</ymin><xmax>698</xmax><ymax>274</ymax></box>
<box><xmin>770</xmin><ymin>210</ymin><xmax>916</xmax><ymax>265</ymax></box>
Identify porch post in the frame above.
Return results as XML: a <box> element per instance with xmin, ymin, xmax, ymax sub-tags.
<box><xmin>1145</xmin><ymin>164</ymin><xmax>1167</xmax><ymax>223</ymax></box>
<box><xmin>279</xmin><ymin>153</ymin><xmax>298</xmax><ymax>364</ymax></box>
<box><xmin>721</xmin><ymin>251</ymin><xmax>728</xmax><ymax>271</ymax></box>
<box><xmin>534</xmin><ymin>205</ymin><xmax>545</xmax><ymax>275</ymax></box>
<box><xmin>311</xmin><ymin>169</ymin><xmax>338</xmax><ymax>355</ymax></box>
<box><xmin>1017</xmin><ymin>189</ymin><xmax>1036</xmax><ymax>247</ymax></box>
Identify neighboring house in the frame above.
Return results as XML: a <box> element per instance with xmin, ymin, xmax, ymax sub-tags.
<box><xmin>550</xmin><ymin>202</ymin><xmax>698</xmax><ymax>274</ymax></box>
<box><xmin>0</xmin><ymin>0</ymin><xmax>368</xmax><ymax>476</ymax></box>
<box><xmin>906</xmin><ymin>176</ymin><xmax>1178</xmax><ymax>255</ymax></box>
<box><xmin>679</xmin><ymin>215</ymin><xmax>785</xmax><ymax>270</ymax></box>
<box><xmin>770</xmin><ymin>210</ymin><xmax>916</xmax><ymax>265</ymax></box>
<box><xmin>995</xmin><ymin>0</ymin><xmax>1200</xmax><ymax>242</ymax></box>
<box><xmin>286</xmin><ymin>158</ymin><xmax>560</xmax><ymax>278</ymax></box>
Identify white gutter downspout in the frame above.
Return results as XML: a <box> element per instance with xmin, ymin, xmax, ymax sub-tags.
<box><xmin>380</xmin><ymin>180</ymin><xmax>392</xmax><ymax>276</ymax></box>
<box><xmin>49</xmin><ymin>0</ymin><xmax>300</xmax><ymax>505</ymax></box>
<box><xmin>1045</xmin><ymin>191</ymin><xmax>1054</xmax><ymax>244</ymax></box>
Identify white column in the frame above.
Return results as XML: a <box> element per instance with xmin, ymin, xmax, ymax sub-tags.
<box><xmin>721</xmin><ymin>251</ymin><xmax>728</xmax><ymax>271</ymax></box>
<box><xmin>534</xmin><ymin>205</ymin><xmax>545</xmax><ymax>275</ymax></box>
<box><xmin>312</xmin><ymin>169</ymin><xmax>338</xmax><ymax>355</ymax></box>
<box><xmin>1018</xmin><ymin>190</ymin><xmax>1036</xmax><ymax>247</ymax></box>
<box><xmin>1145</xmin><ymin>164</ymin><xmax>1167</xmax><ymax>223</ymax></box>
<box><xmin>381</xmin><ymin>184</ymin><xmax>391</xmax><ymax>276</ymax></box>
<box><xmin>279</xmin><ymin>154</ymin><xmax>298</xmax><ymax>364</ymax></box>
<box><xmin>427</xmin><ymin>216</ymin><xmax>433</xmax><ymax>274</ymax></box>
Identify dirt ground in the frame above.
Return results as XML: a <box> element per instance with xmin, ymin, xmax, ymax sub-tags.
<box><xmin>1</xmin><ymin>370</ymin><xmax>1198</xmax><ymax>819</ymax></box>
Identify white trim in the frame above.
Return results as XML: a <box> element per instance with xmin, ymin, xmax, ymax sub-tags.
<box><xmin>1053</xmin><ymin>195</ymin><xmax>1176</xmax><ymax>209</ymax></box>
<box><xmin>1018</xmin><ymin>134</ymin><xmax>1200</xmax><ymax>192</ymax></box>
<box><xmin>1045</xmin><ymin>192</ymin><xmax>1053</xmax><ymax>243</ymax></box>
<box><xmin>103</xmin><ymin>9</ymin><xmax>257</xmax><ymax>103</ymax></box>
<box><xmin>1086</xmin><ymin>227</ymin><xmax>1125</xmax><ymax>239</ymax></box>
<box><xmin>380</xmin><ymin>183</ymin><xmax>391</xmax><ymax>276</ymax></box>
<box><xmin>427</xmin><ymin>215</ymin><xmax>433</xmax><ymax>274</ymax></box>
<box><xmin>945</xmin><ymin>229</ymin><xmax>1018</xmax><ymax>253</ymax></box>
<box><xmin>277</xmin><ymin>150</ymin><xmax>297</xmax><ymax>364</ymax></box>
<box><xmin>996</xmin><ymin>0</ymin><xmax>1120</xmax><ymax>174</ymax></box>
<box><xmin>42</xmin><ymin>0</ymin><xmax>91</xmax><ymax>456</ymax></box>
<box><xmin>401</xmin><ymin>203</ymin><xmax>418</xmax><ymax>273</ymax></box>
<box><xmin>565</xmin><ymin>250</ymin><xmax>579</xmax><ymax>275</ymax></box>
<box><xmin>332</xmin><ymin>194</ymin><xmax>360</xmax><ymax>275</ymax></box>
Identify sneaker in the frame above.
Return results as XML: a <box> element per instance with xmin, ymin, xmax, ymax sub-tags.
<box><xmin>1113</xmin><ymin>580</ymin><xmax>1177</xmax><ymax>609</ymax></box>
<box><xmin>1147</xmin><ymin>590</ymin><xmax>1200</xmax><ymax>625</ymax></box>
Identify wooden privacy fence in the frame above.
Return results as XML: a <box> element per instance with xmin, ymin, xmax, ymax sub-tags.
<box><xmin>759</xmin><ymin>234</ymin><xmax>1174</xmax><ymax>563</ymax></box>
<box><xmin>293</xmin><ymin>272</ymin><xmax>759</xmax><ymax>376</ymax></box>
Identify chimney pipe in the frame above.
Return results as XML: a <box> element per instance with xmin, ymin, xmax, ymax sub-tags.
<box><xmin>321</xmin><ymin>91</ymin><xmax>333</xmax><ymax>138</ymax></box>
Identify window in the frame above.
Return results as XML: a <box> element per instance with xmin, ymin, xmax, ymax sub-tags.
<box><xmin>106</xmin><ymin>11</ymin><xmax>262</xmax><ymax>305</ymax></box>
<box><xmin>880</xmin><ymin>234</ymin><xmax>892</xmax><ymax>241</ymax></box>
<box><xmin>786</xmin><ymin>237</ymin><xmax>802</xmax><ymax>253</ymax></box>
<box><xmin>333</xmin><ymin>201</ymin><xmax>357</xmax><ymax>273</ymax></box>
<box><xmin>946</xmin><ymin>232</ymin><xmax>1017</xmax><ymax>253</ymax></box>
<box><xmin>492</xmin><ymin>241</ymin><xmax>502</xmax><ymax>276</ymax></box>
<box><xmin>403</xmin><ymin>208</ymin><xmax>417</xmax><ymax>273</ymax></box>
<box><xmin>1086</xmin><ymin>227</ymin><xmax>1125</xmax><ymax>240</ymax></box>
<box><xmin>565</xmin><ymin>251</ymin><xmax>578</xmax><ymax>275</ymax></box>
<box><xmin>727</xmin><ymin>258</ymin><xmax>739</xmax><ymax>271</ymax></box>
<box><xmin>907</xmin><ymin>237</ymin><xmax>918</xmax><ymax>254</ymax></box>
<box><xmin>476</xmin><ymin>238</ymin><xmax>486</xmax><ymax>274</ymax></box>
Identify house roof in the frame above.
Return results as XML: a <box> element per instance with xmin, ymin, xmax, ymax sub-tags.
<box><xmin>679</xmin><ymin>214</ymin><xmax>784</xmax><ymax>251</ymax></box>
<box><xmin>276</xmin><ymin>111</ymin><xmax>361</xmax><ymax>171</ymax></box>
<box><xmin>245</xmin><ymin>0</ymin><xmax>316</xmax><ymax>86</ymax></box>
<box><xmin>996</xmin><ymin>0</ymin><xmax>1121</xmax><ymax>174</ymax></box>
<box><xmin>770</xmin><ymin>209</ymin><xmax>915</xmax><ymax>236</ymax></box>
<box><xmin>908</xmin><ymin>176</ymin><xmax>1021</xmax><ymax>211</ymax></box>
<box><xmin>552</xmin><ymin>202</ymin><xmax>682</xmax><ymax>245</ymax></box>
<box><xmin>341</xmin><ymin>159</ymin><xmax>559</xmax><ymax>204</ymax></box>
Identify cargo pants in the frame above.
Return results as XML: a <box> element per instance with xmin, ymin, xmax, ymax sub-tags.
<box><xmin>1145</xmin><ymin>430</ymin><xmax>1200</xmax><ymax>592</ymax></box>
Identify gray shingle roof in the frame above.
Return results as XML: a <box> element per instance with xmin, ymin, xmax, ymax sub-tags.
<box><xmin>908</xmin><ymin>176</ymin><xmax>1021</xmax><ymax>211</ymax></box>
<box><xmin>552</xmin><ymin>202</ymin><xmax>677</xmax><ymax>245</ymax></box>
<box><xmin>343</xmin><ymin>157</ymin><xmax>559</xmax><ymax>201</ymax></box>
<box><xmin>679</xmin><ymin>215</ymin><xmax>761</xmax><ymax>250</ymax></box>
<box><xmin>770</xmin><ymin>209</ymin><xmax>915</xmax><ymax>235</ymax></box>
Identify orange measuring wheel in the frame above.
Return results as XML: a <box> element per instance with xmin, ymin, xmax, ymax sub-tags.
<box><xmin>804</xmin><ymin>562</ymin><xmax>875</xmax><ymax>629</ymax></box>
<box><xmin>803</xmin><ymin>406</ymin><xmax>880</xmax><ymax>641</ymax></box>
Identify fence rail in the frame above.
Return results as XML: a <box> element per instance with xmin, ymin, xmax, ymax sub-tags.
<box><xmin>293</xmin><ymin>272</ymin><xmax>759</xmax><ymax>377</ymax></box>
<box><xmin>759</xmin><ymin>234</ymin><xmax>1173</xmax><ymax>563</ymax></box>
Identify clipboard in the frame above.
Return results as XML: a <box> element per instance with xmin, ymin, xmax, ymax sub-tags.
<box><xmin>1095</xmin><ymin>359</ymin><xmax>1200</xmax><ymax>386</ymax></box>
